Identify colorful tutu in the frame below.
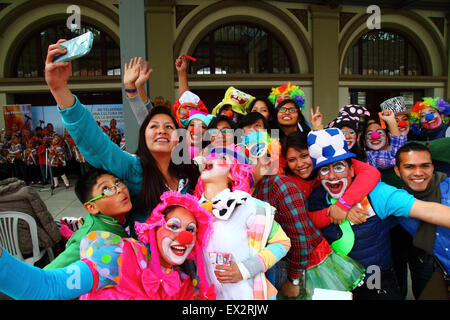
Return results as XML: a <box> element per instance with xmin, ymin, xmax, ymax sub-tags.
<box><xmin>277</xmin><ymin>238</ymin><xmax>365</xmax><ymax>300</ymax></box>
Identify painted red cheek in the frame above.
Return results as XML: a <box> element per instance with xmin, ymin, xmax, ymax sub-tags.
<box><xmin>177</xmin><ymin>230</ymin><xmax>194</xmax><ymax>245</ymax></box>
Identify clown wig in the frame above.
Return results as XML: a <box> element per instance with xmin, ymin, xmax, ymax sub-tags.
<box><xmin>408</xmin><ymin>97</ymin><xmax>450</xmax><ymax>135</ymax></box>
<box><xmin>268</xmin><ymin>82</ymin><xmax>306</xmax><ymax>110</ymax></box>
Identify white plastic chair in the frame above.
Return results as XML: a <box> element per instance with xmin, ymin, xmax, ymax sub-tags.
<box><xmin>0</xmin><ymin>211</ymin><xmax>54</xmax><ymax>265</ymax></box>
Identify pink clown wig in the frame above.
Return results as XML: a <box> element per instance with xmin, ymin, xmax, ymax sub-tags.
<box><xmin>134</xmin><ymin>191</ymin><xmax>214</xmax><ymax>299</ymax></box>
<box><xmin>194</xmin><ymin>145</ymin><xmax>254</xmax><ymax>198</ymax></box>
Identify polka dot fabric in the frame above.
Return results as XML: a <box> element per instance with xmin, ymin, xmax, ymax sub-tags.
<box><xmin>80</xmin><ymin>231</ymin><xmax>125</xmax><ymax>290</ymax></box>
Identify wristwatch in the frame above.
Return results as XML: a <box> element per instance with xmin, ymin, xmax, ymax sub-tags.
<box><xmin>287</xmin><ymin>277</ymin><xmax>300</xmax><ymax>286</ymax></box>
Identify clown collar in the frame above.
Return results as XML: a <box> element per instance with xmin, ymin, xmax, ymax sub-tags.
<box><xmin>199</xmin><ymin>188</ymin><xmax>250</xmax><ymax>221</ymax></box>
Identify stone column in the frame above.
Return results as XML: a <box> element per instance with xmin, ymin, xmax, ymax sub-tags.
<box><xmin>146</xmin><ymin>0</ymin><xmax>175</xmax><ymax>104</ymax></box>
<box><xmin>309</xmin><ymin>5</ymin><xmax>340</xmax><ymax>125</ymax></box>
<box><xmin>119</xmin><ymin>0</ymin><xmax>148</xmax><ymax>152</ymax></box>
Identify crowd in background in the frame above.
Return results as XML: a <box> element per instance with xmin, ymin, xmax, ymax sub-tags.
<box><xmin>0</xmin><ymin>119</ymin><xmax>123</xmax><ymax>187</ymax></box>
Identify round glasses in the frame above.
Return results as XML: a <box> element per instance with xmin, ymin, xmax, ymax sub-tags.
<box><xmin>209</xmin><ymin>128</ymin><xmax>234</xmax><ymax>136</ymax></box>
<box><xmin>318</xmin><ymin>161</ymin><xmax>347</xmax><ymax>176</ymax></box>
<box><xmin>87</xmin><ymin>180</ymin><xmax>124</xmax><ymax>203</ymax></box>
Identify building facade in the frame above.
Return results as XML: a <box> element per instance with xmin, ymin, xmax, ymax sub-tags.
<box><xmin>0</xmin><ymin>0</ymin><xmax>449</xmax><ymax>137</ymax></box>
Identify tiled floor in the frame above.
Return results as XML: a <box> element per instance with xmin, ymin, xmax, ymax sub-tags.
<box><xmin>30</xmin><ymin>177</ymin><xmax>86</xmax><ymax>221</ymax></box>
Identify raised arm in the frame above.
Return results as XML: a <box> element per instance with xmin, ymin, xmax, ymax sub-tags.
<box><xmin>175</xmin><ymin>55</ymin><xmax>189</xmax><ymax>97</ymax></box>
<box><xmin>44</xmin><ymin>39</ymin><xmax>76</xmax><ymax>109</ymax></box>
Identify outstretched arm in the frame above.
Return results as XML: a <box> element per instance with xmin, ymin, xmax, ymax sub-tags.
<box><xmin>0</xmin><ymin>247</ymin><xmax>94</xmax><ymax>300</ymax></box>
<box><xmin>409</xmin><ymin>200</ymin><xmax>450</xmax><ymax>228</ymax></box>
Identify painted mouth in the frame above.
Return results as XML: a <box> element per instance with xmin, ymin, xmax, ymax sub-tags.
<box><xmin>325</xmin><ymin>181</ymin><xmax>344</xmax><ymax>195</ymax></box>
<box><xmin>170</xmin><ymin>244</ymin><xmax>188</xmax><ymax>256</ymax></box>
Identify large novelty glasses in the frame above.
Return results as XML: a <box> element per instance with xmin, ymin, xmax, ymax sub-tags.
<box><xmin>87</xmin><ymin>180</ymin><xmax>124</xmax><ymax>203</ymax></box>
<box><xmin>318</xmin><ymin>161</ymin><xmax>347</xmax><ymax>176</ymax></box>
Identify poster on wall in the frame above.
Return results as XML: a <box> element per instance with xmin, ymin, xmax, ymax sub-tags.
<box><xmin>2</xmin><ymin>105</ymin><xmax>33</xmax><ymax>132</ymax></box>
<box><xmin>29</xmin><ymin>104</ymin><xmax>125</xmax><ymax>138</ymax></box>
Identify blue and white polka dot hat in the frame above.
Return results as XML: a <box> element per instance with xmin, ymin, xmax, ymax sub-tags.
<box><xmin>307</xmin><ymin>128</ymin><xmax>355</xmax><ymax>170</ymax></box>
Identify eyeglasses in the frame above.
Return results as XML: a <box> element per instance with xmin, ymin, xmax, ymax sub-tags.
<box><xmin>278</xmin><ymin>107</ymin><xmax>297</xmax><ymax>113</ymax></box>
<box><xmin>318</xmin><ymin>161</ymin><xmax>347</xmax><ymax>176</ymax></box>
<box><xmin>209</xmin><ymin>128</ymin><xmax>234</xmax><ymax>136</ymax></box>
<box><xmin>87</xmin><ymin>180</ymin><xmax>124</xmax><ymax>203</ymax></box>
<box><xmin>164</xmin><ymin>217</ymin><xmax>197</xmax><ymax>235</ymax></box>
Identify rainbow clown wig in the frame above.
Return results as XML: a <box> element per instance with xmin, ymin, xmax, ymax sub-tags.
<box><xmin>408</xmin><ymin>97</ymin><xmax>450</xmax><ymax>134</ymax></box>
<box><xmin>268</xmin><ymin>82</ymin><xmax>306</xmax><ymax>110</ymax></box>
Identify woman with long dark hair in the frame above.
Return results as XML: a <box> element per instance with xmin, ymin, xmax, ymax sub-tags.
<box><xmin>44</xmin><ymin>39</ymin><xmax>199</xmax><ymax>236</ymax></box>
<box><xmin>275</xmin><ymin>99</ymin><xmax>311</xmax><ymax>139</ymax></box>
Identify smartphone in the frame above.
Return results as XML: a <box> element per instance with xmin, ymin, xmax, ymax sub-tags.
<box><xmin>53</xmin><ymin>31</ymin><xmax>94</xmax><ymax>63</ymax></box>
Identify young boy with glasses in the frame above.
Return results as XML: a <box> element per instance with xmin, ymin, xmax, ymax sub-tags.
<box><xmin>44</xmin><ymin>168</ymin><xmax>130</xmax><ymax>270</ymax></box>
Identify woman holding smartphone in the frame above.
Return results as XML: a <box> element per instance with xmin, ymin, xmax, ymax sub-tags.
<box><xmin>45</xmin><ymin>39</ymin><xmax>199</xmax><ymax>236</ymax></box>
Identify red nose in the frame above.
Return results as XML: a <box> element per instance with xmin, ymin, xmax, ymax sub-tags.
<box><xmin>177</xmin><ymin>230</ymin><xmax>194</xmax><ymax>245</ymax></box>
<box><xmin>398</xmin><ymin>120</ymin><xmax>408</xmax><ymax>128</ymax></box>
<box><xmin>371</xmin><ymin>131</ymin><xmax>380</xmax><ymax>139</ymax></box>
<box><xmin>190</xmin><ymin>126</ymin><xmax>200</xmax><ymax>135</ymax></box>
<box><xmin>225</xmin><ymin>110</ymin><xmax>234</xmax><ymax>118</ymax></box>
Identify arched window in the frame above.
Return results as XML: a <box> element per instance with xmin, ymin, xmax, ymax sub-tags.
<box><xmin>14</xmin><ymin>23</ymin><xmax>120</xmax><ymax>78</ymax></box>
<box><xmin>191</xmin><ymin>24</ymin><xmax>292</xmax><ymax>74</ymax></box>
<box><xmin>344</xmin><ymin>30</ymin><xmax>424</xmax><ymax>76</ymax></box>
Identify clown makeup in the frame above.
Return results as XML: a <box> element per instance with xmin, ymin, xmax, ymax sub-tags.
<box><xmin>201</xmin><ymin>155</ymin><xmax>231</xmax><ymax>184</ymax></box>
<box><xmin>156</xmin><ymin>206</ymin><xmax>197</xmax><ymax>268</ymax></box>
<box><xmin>318</xmin><ymin>161</ymin><xmax>354</xmax><ymax>200</ymax></box>
<box><xmin>420</xmin><ymin>108</ymin><xmax>443</xmax><ymax>131</ymax></box>
<box><xmin>395</xmin><ymin>114</ymin><xmax>410</xmax><ymax>136</ymax></box>
<box><xmin>341</xmin><ymin>126</ymin><xmax>357</xmax><ymax>150</ymax></box>
<box><xmin>276</xmin><ymin>94</ymin><xmax>292</xmax><ymax>107</ymax></box>
<box><xmin>365</xmin><ymin>123</ymin><xmax>387</xmax><ymax>151</ymax></box>
<box><xmin>187</xmin><ymin>119</ymin><xmax>207</xmax><ymax>146</ymax></box>
<box><xmin>179</xmin><ymin>105</ymin><xmax>196</xmax><ymax>121</ymax></box>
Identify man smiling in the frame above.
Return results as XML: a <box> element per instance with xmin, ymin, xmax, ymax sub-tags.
<box><xmin>394</xmin><ymin>143</ymin><xmax>450</xmax><ymax>299</ymax></box>
<box><xmin>306</xmin><ymin>128</ymin><xmax>450</xmax><ymax>300</ymax></box>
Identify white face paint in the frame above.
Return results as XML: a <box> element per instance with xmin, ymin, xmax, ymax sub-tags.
<box><xmin>365</xmin><ymin>125</ymin><xmax>387</xmax><ymax>151</ymax></box>
<box><xmin>321</xmin><ymin>178</ymin><xmax>348</xmax><ymax>200</ymax></box>
<box><xmin>161</xmin><ymin>236</ymin><xmax>195</xmax><ymax>266</ymax></box>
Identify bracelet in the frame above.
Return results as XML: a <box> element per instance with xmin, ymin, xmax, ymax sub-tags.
<box><xmin>337</xmin><ymin>198</ymin><xmax>352</xmax><ymax>209</ymax></box>
<box><xmin>125</xmin><ymin>88</ymin><xmax>137</xmax><ymax>93</ymax></box>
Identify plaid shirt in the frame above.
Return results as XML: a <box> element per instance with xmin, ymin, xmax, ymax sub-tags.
<box><xmin>367</xmin><ymin>134</ymin><xmax>407</xmax><ymax>170</ymax></box>
<box><xmin>252</xmin><ymin>174</ymin><xmax>323</xmax><ymax>279</ymax></box>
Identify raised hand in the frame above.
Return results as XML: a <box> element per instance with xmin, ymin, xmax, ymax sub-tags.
<box><xmin>45</xmin><ymin>39</ymin><xmax>72</xmax><ymax>91</ymax></box>
<box><xmin>44</xmin><ymin>40</ymin><xmax>75</xmax><ymax>109</ymax></box>
<box><xmin>310</xmin><ymin>106</ymin><xmax>323</xmax><ymax>130</ymax></box>
<box><xmin>175</xmin><ymin>55</ymin><xmax>187</xmax><ymax>74</ymax></box>
<box><xmin>135</xmin><ymin>60</ymin><xmax>153</xmax><ymax>88</ymax></box>
<box><xmin>123</xmin><ymin>57</ymin><xmax>142</xmax><ymax>90</ymax></box>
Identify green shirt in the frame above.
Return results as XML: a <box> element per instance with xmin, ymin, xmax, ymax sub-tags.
<box><xmin>44</xmin><ymin>213</ymin><xmax>128</xmax><ymax>270</ymax></box>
